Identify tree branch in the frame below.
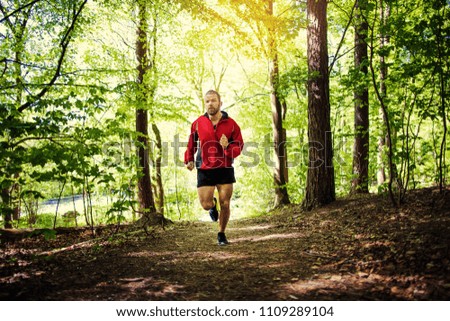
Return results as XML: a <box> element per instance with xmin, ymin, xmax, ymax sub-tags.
<box><xmin>1</xmin><ymin>57</ymin><xmax>7</xmax><ymax>78</ymax></box>
<box><xmin>329</xmin><ymin>0</ymin><xmax>358</xmax><ymax>73</ymax></box>
<box><xmin>0</xmin><ymin>0</ymin><xmax>41</xmax><ymax>24</ymax></box>
<box><xmin>17</xmin><ymin>0</ymin><xmax>89</xmax><ymax>113</ymax></box>
<box><xmin>12</xmin><ymin>135</ymin><xmax>70</xmax><ymax>148</ymax></box>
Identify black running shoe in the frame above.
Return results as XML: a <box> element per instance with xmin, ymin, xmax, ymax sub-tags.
<box><xmin>217</xmin><ymin>232</ymin><xmax>229</xmax><ymax>246</ymax></box>
<box><xmin>209</xmin><ymin>197</ymin><xmax>219</xmax><ymax>222</ymax></box>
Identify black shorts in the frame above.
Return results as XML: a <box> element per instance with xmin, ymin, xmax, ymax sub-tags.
<box><xmin>197</xmin><ymin>167</ymin><xmax>236</xmax><ymax>187</ymax></box>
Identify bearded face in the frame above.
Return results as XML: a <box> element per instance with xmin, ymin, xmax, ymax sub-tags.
<box><xmin>204</xmin><ymin>93</ymin><xmax>222</xmax><ymax>116</ymax></box>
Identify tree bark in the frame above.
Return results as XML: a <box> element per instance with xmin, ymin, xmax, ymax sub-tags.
<box><xmin>377</xmin><ymin>0</ymin><xmax>389</xmax><ymax>186</ymax></box>
<box><xmin>303</xmin><ymin>0</ymin><xmax>335</xmax><ymax>210</ymax></box>
<box><xmin>267</xmin><ymin>0</ymin><xmax>290</xmax><ymax>207</ymax></box>
<box><xmin>351</xmin><ymin>0</ymin><xmax>369</xmax><ymax>193</ymax></box>
<box><xmin>150</xmin><ymin>10</ymin><xmax>165</xmax><ymax>214</ymax></box>
<box><xmin>151</xmin><ymin>123</ymin><xmax>165</xmax><ymax>214</ymax></box>
<box><xmin>135</xmin><ymin>0</ymin><xmax>157</xmax><ymax>218</ymax></box>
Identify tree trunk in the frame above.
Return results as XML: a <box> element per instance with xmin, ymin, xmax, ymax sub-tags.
<box><xmin>436</xmin><ymin>8</ymin><xmax>447</xmax><ymax>192</ymax></box>
<box><xmin>303</xmin><ymin>0</ymin><xmax>335</xmax><ymax>210</ymax></box>
<box><xmin>377</xmin><ymin>0</ymin><xmax>389</xmax><ymax>187</ymax></box>
<box><xmin>5</xmin><ymin>10</ymin><xmax>29</xmax><ymax>226</ymax></box>
<box><xmin>369</xmin><ymin>0</ymin><xmax>397</xmax><ymax>205</ymax></box>
<box><xmin>1</xmin><ymin>188</ymin><xmax>13</xmax><ymax>229</ymax></box>
<box><xmin>149</xmin><ymin>10</ymin><xmax>165</xmax><ymax>214</ymax></box>
<box><xmin>135</xmin><ymin>0</ymin><xmax>157</xmax><ymax>218</ymax></box>
<box><xmin>267</xmin><ymin>0</ymin><xmax>290</xmax><ymax>207</ymax></box>
<box><xmin>351</xmin><ymin>0</ymin><xmax>369</xmax><ymax>194</ymax></box>
<box><xmin>151</xmin><ymin>123</ymin><xmax>165</xmax><ymax>214</ymax></box>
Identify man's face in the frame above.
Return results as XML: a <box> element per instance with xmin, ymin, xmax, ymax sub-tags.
<box><xmin>204</xmin><ymin>93</ymin><xmax>222</xmax><ymax>116</ymax></box>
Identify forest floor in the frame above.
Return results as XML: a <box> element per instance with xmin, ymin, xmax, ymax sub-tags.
<box><xmin>1</xmin><ymin>187</ymin><xmax>449</xmax><ymax>301</ymax></box>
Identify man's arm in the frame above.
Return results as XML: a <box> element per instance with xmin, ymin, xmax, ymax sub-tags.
<box><xmin>223</xmin><ymin>121</ymin><xmax>244</xmax><ymax>159</ymax></box>
<box><xmin>184</xmin><ymin>121</ymin><xmax>198</xmax><ymax>170</ymax></box>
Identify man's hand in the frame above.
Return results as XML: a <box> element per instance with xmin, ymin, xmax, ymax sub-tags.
<box><xmin>220</xmin><ymin>134</ymin><xmax>229</xmax><ymax>149</ymax></box>
<box><xmin>186</xmin><ymin>161</ymin><xmax>195</xmax><ymax>171</ymax></box>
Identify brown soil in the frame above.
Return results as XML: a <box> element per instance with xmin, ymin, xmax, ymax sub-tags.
<box><xmin>1</xmin><ymin>187</ymin><xmax>449</xmax><ymax>301</ymax></box>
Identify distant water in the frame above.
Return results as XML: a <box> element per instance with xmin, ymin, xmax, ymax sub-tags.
<box><xmin>38</xmin><ymin>194</ymin><xmax>109</xmax><ymax>215</ymax></box>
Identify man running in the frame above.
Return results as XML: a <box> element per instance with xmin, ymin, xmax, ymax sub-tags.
<box><xmin>185</xmin><ymin>90</ymin><xmax>244</xmax><ymax>245</ymax></box>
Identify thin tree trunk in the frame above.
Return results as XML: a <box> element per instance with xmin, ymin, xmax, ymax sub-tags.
<box><xmin>53</xmin><ymin>180</ymin><xmax>66</xmax><ymax>229</ymax></box>
<box><xmin>136</xmin><ymin>0</ymin><xmax>157</xmax><ymax>217</ymax></box>
<box><xmin>303</xmin><ymin>0</ymin><xmax>335</xmax><ymax>210</ymax></box>
<box><xmin>148</xmin><ymin>10</ymin><xmax>165</xmax><ymax>214</ymax></box>
<box><xmin>151</xmin><ymin>123</ymin><xmax>165</xmax><ymax>213</ymax></box>
<box><xmin>436</xmin><ymin>12</ymin><xmax>447</xmax><ymax>192</ymax></box>
<box><xmin>351</xmin><ymin>0</ymin><xmax>369</xmax><ymax>193</ymax></box>
<box><xmin>1</xmin><ymin>188</ymin><xmax>13</xmax><ymax>229</ymax></box>
<box><xmin>12</xmin><ymin>29</ymin><xmax>24</xmax><ymax>222</ymax></box>
<box><xmin>267</xmin><ymin>0</ymin><xmax>290</xmax><ymax>207</ymax></box>
<box><xmin>71</xmin><ymin>186</ymin><xmax>78</xmax><ymax>227</ymax></box>
<box><xmin>377</xmin><ymin>0</ymin><xmax>389</xmax><ymax>187</ymax></box>
<box><xmin>370</xmin><ymin>0</ymin><xmax>396</xmax><ymax>205</ymax></box>
<box><xmin>8</xmin><ymin>9</ymin><xmax>29</xmax><ymax>225</ymax></box>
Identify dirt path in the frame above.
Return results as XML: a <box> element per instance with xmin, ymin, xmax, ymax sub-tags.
<box><xmin>1</xmin><ymin>188</ymin><xmax>449</xmax><ymax>300</ymax></box>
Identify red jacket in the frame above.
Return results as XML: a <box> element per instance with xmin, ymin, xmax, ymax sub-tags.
<box><xmin>184</xmin><ymin>111</ymin><xmax>244</xmax><ymax>169</ymax></box>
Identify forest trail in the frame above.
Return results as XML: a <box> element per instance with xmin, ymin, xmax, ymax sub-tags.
<box><xmin>1</xmin><ymin>187</ymin><xmax>449</xmax><ymax>301</ymax></box>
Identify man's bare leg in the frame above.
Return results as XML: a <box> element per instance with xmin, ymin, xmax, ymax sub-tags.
<box><xmin>217</xmin><ymin>183</ymin><xmax>233</xmax><ymax>233</ymax></box>
<box><xmin>197</xmin><ymin>186</ymin><xmax>216</xmax><ymax>210</ymax></box>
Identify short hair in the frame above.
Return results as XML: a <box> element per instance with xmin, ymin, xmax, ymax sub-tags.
<box><xmin>204</xmin><ymin>89</ymin><xmax>221</xmax><ymax>102</ymax></box>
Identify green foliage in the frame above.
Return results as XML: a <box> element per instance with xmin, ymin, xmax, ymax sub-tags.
<box><xmin>1</xmin><ymin>0</ymin><xmax>449</xmax><ymax>228</ymax></box>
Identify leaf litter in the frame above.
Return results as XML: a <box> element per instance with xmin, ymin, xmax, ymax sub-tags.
<box><xmin>0</xmin><ymin>187</ymin><xmax>449</xmax><ymax>300</ymax></box>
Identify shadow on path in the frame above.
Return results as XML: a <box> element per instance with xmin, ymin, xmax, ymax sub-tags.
<box><xmin>1</xmin><ymin>188</ymin><xmax>449</xmax><ymax>300</ymax></box>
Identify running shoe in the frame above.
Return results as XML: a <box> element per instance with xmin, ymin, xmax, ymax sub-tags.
<box><xmin>217</xmin><ymin>232</ymin><xmax>229</xmax><ymax>246</ymax></box>
<box><xmin>209</xmin><ymin>197</ymin><xmax>219</xmax><ymax>222</ymax></box>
